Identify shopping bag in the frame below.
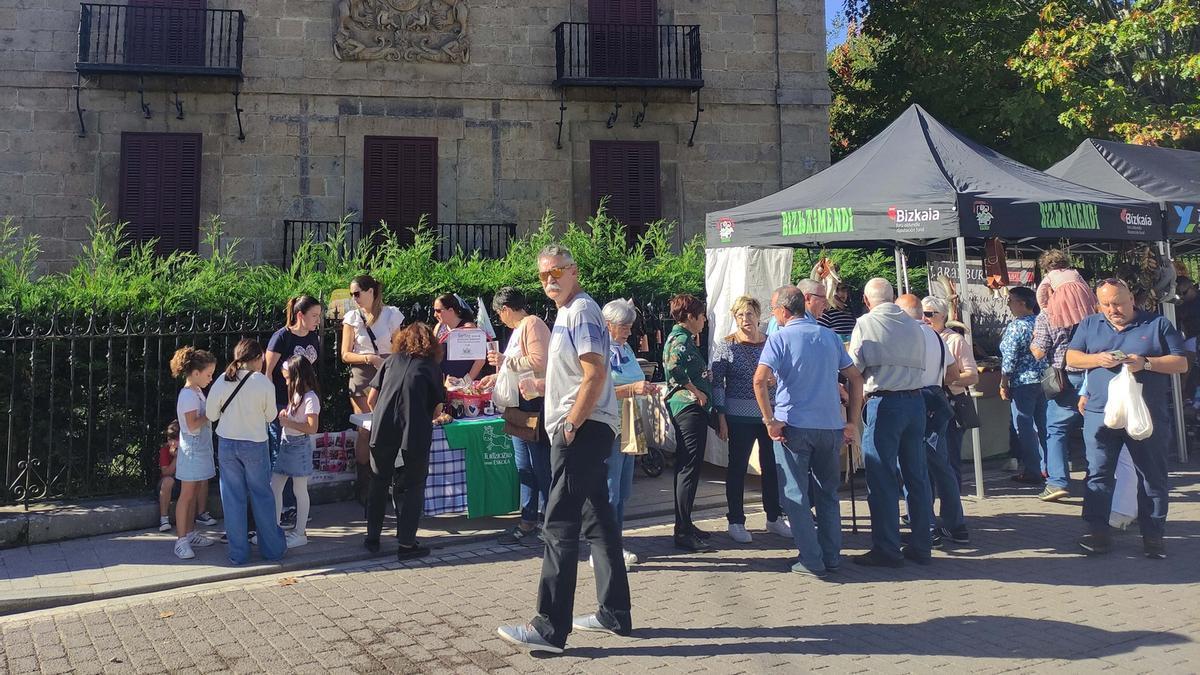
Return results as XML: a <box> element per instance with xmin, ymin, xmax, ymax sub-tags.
<box><xmin>492</xmin><ymin>361</ymin><xmax>521</xmax><ymax>409</ymax></box>
<box><xmin>1125</xmin><ymin>370</ymin><xmax>1154</xmax><ymax>441</ymax></box>
<box><xmin>1104</xmin><ymin>366</ymin><xmax>1130</xmax><ymax>430</ymax></box>
<box><xmin>621</xmin><ymin>398</ymin><xmax>648</xmax><ymax>455</ymax></box>
<box><xmin>635</xmin><ymin>393</ymin><xmax>677</xmax><ymax>453</ymax></box>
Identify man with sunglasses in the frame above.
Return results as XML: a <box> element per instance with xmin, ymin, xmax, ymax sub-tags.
<box><xmin>1066</xmin><ymin>278</ymin><xmax>1187</xmax><ymax>559</ymax></box>
<box><xmin>754</xmin><ymin>285</ymin><xmax>863</xmax><ymax>577</ymax></box>
<box><xmin>498</xmin><ymin>244</ymin><xmax>629</xmax><ymax>654</ymax></box>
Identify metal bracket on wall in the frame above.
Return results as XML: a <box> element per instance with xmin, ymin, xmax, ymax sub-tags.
<box><xmin>687</xmin><ymin>89</ymin><xmax>704</xmax><ymax>147</ymax></box>
<box><xmin>137</xmin><ymin>76</ymin><xmax>151</xmax><ymax>119</ymax></box>
<box><xmin>73</xmin><ymin>74</ymin><xmax>87</xmax><ymax>137</ymax></box>
<box><xmin>633</xmin><ymin>90</ymin><xmax>648</xmax><ymax>128</ymax></box>
<box><xmin>232</xmin><ymin>86</ymin><xmax>246</xmax><ymax>141</ymax></box>
<box><xmin>606</xmin><ymin>88</ymin><xmax>621</xmax><ymax>129</ymax></box>
<box><xmin>555</xmin><ymin>88</ymin><xmax>567</xmax><ymax>150</ymax></box>
<box><xmin>173</xmin><ymin>83</ymin><xmax>184</xmax><ymax>120</ymax></box>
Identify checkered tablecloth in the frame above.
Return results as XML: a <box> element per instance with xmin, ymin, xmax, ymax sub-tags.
<box><xmin>423</xmin><ymin>426</ymin><xmax>468</xmax><ymax>515</ymax></box>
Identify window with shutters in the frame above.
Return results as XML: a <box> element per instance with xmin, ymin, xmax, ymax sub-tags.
<box><xmin>588</xmin><ymin>0</ymin><xmax>658</xmax><ymax>79</ymax></box>
<box><xmin>118</xmin><ymin>132</ymin><xmax>202</xmax><ymax>255</ymax></box>
<box><xmin>362</xmin><ymin>136</ymin><xmax>438</xmax><ymax>246</ymax></box>
<box><xmin>124</xmin><ymin>0</ymin><xmax>208</xmax><ymax>68</ymax></box>
<box><xmin>591</xmin><ymin>140</ymin><xmax>661</xmax><ymax>246</ymax></box>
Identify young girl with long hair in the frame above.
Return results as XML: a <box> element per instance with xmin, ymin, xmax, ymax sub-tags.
<box><xmin>271</xmin><ymin>355</ymin><xmax>320</xmax><ymax>548</ymax></box>
<box><xmin>168</xmin><ymin>346</ymin><xmax>219</xmax><ymax>560</ymax></box>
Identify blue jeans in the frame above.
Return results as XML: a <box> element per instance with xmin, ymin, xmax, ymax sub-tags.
<box><xmin>777</xmin><ymin>426</ymin><xmax>842</xmax><ymax>573</ymax></box>
<box><xmin>946</xmin><ymin>418</ymin><xmax>964</xmax><ymax>486</ymax></box>
<box><xmin>218</xmin><ymin>437</ymin><xmax>286</xmax><ymax>565</ymax></box>
<box><xmin>921</xmin><ymin>388</ymin><xmax>964</xmax><ymax>531</ymax></box>
<box><xmin>512</xmin><ymin>435</ymin><xmax>552</xmax><ymax>525</ymax></box>
<box><xmin>863</xmin><ymin>392</ymin><xmax>931</xmax><ymax>559</ymax></box>
<box><xmin>1044</xmin><ymin>372</ymin><xmax>1083</xmax><ymax>490</ymax></box>
<box><xmin>1009</xmin><ymin>383</ymin><xmax>1047</xmax><ymax>476</ymax></box>
<box><xmin>1082</xmin><ymin>410</ymin><xmax>1170</xmax><ymax>539</ymax></box>
<box><xmin>606</xmin><ymin>438</ymin><xmax>636</xmax><ymax>528</ymax></box>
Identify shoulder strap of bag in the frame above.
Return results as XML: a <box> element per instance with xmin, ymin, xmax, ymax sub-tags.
<box><xmin>221</xmin><ymin>374</ymin><xmax>251</xmax><ymax>415</ymax></box>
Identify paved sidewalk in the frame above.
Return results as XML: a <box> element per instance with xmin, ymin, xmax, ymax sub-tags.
<box><xmin>0</xmin><ymin>463</ymin><xmax>760</xmax><ymax>614</ymax></box>
<box><xmin>0</xmin><ymin>464</ymin><xmax>1196</xmax><ymax>673</ymax></box>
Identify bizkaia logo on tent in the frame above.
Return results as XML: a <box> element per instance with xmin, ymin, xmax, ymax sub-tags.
<box><xmin>1119</xmin><ymin>209</ymin><xmax>1154</xmax><ymax>228</ymax></box>
<box><xmin>887</xmin><ymin>206</ymin><xmax>941</xmax><ymax>224</ymax></box>
<box><xmin>780</xmin><ymin>207</ymin><xmax>853</xmax><ymax>236</ymax></box>
<box><xmin>716</xmin><ymin>217</ymin><xmax>735</xmax><ymax>243</ymax></box>
<box><xmin>1175</xmin><ymin>205</ymin><xmax>1198</xmax><ymax>234</ymax></box>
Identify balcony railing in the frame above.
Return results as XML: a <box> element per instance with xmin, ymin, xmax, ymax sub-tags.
<box><xmin>76</xmin><ymin>3</ymin><xmax>245</xmax><ymax>77</ymax></box>
<box><xmin>282</xmin><ymin>221</ymin><xmax>518</xmax><ymax>268</ymax></box>
<box><xmin>553</xmin><ymin>22</ymin><xmax>703</xmax><ymax>89</ymax></box>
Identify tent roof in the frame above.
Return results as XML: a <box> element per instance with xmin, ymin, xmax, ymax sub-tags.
<box><xmin>705</xmin><ymin>105</ymin><xmax>1160</xmax><ymax>248</ymax></box>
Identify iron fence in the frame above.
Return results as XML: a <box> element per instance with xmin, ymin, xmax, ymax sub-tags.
<box><xmin>281</xmin><ymin>221</ymin><xmax>518</xmax><ymax>268</ymax></box>
<box><xmin>76</xmin><ymin>3</ymin><xmax>245</xmax><ymax>77</ymax></box>
<box><xmin>0</xmin><ymin>299</ymin><xmax>688</xmax><ymax>507</ymax></box>
<box><xmin>553</xmin><ymin>22</ymin><xmax>703</xmax><ymax>88</ymax></box>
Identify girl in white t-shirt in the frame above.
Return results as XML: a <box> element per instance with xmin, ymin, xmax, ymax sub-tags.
<box><xmin>272</xmin><ymin>355</ymin><xmax>321</xmax><ymax>548</ymax></box>
<box><xmin>168</xmin><ymin>346</ymin><xmax>218</xmax><ymax>560</ymax></box>
<box><xmin>340</xmin><ymin>274</ymin><xmax>405</xmax><ymax>503</ymax></box>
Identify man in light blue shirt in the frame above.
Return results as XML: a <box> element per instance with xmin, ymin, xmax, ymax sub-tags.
<box><xmin>753</xmin><ymin>285</ymin><xmax>863</xmax><ymax>577</ymax></box>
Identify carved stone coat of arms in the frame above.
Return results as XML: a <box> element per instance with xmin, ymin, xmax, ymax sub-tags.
<box><xmin>334</xmin><ymin>0</ymin><xmax>470</xmax><ymax>64</ymax></box>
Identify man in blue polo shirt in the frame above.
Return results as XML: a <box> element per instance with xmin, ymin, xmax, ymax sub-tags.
<box><xmin>753</xmin><ymin>285</ymin><xmax>864</xmax><ymax>577</ymax></box>
<box><xmin>1066</xmin><ymin>279</ymin><xmax>1187</xmax><ymax>559</ymax></box>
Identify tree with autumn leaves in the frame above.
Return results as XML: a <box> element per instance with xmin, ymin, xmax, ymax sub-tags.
<box><xmin>830</xmin><ymin>0</ymin><xmax>1200</xmax><ymax>164</ymax></box>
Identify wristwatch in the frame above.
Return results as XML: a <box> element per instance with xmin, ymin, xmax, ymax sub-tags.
<box><xmin>1143</xmin><ymin>356</ymin><xmax>1152</xmax><ymax>371</ymax></box>
<box><xmin>564</xmin><ymin>421</ymin><xmax>578</xmax><ymax>434</ymax></box>
<box><xmin>762</xmin><ymin>417</ymin><xmax>777</xmax><ymax>426</ymax></box>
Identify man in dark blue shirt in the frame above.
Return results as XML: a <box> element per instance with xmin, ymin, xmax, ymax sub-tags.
<box><xmin>1066</xmin><ymin>279</ymin><xmax>1187</xmax><ymax>559</ymax></box>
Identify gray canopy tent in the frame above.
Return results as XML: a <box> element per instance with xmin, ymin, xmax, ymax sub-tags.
<box><xmin>705</xmin><ymin>105</ymin><xmax>1165</xmax><ymax>495</ymax></box>
<box><xmin>1048</xmin><ymin>139</ymin><xmax>1200</xmax><ymax>461</ymax></box>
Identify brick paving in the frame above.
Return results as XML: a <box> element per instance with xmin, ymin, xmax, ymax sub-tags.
<box><xmin>1</xmin><ymin>465</ymin><xmax>1198</xmax><ymax>674</ymax></box>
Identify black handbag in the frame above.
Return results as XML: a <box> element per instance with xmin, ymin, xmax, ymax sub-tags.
<box><xmin>949</xmin><ymin>392</ymin><xmax>981</xmax><ymax>429</ymax></box>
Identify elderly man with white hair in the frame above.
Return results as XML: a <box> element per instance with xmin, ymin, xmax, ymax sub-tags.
<box><xmin>848</xmin><ymin>278</ymin><xmax>933</xmax><ymax>567</ymax></box>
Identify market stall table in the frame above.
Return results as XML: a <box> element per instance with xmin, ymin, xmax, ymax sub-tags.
<box><xmin>350</xmin><ymin>413</ymin><xmax>519</xmax><ymax>518</ymax></box>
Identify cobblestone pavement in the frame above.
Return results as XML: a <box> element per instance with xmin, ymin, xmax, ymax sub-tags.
<box><xmin>2</xmin><ymin>466</ymin><xmax>1198</xmax><ymax>674</ymax></box>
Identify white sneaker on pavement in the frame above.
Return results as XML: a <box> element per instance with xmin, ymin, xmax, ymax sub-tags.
<box><xmin>728</xmin><ymin>523</ymin><xmax>753</xmax><ymax>543</ymax></box>
<box><xmin>285</xmin><ymin>531</ymin><xmax>308</xmax><ymax>548</ymax></box>
<box><xmin>622</xmin><ymin>549</ymin><xmax>638</xmax><ymax>568</ymax></box>
<box><xmin>174</xmin><ymin>537</ymin><xmax>195</xmax><ymax>560</ymax></box>
<box><xmin>188</xmin><ymin>532</ymin><xmax>216</xmax><ymax>547</ymax></box>
<box><xmin>159</xmin><ymin>517</ymin><xmax>171</xmax><ymax>532</ymax></box>
<box><xmin>765</xmin><ymin>518</ymin><xmax>792</xmax><ymax>538</ymax></box>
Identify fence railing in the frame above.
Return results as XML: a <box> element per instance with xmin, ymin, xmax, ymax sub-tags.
<box><xmin>0</xmin><ymin>300</ymin><xmax>690</xmax><ymax>507</ymax></box>
<box><xmin>553</xmin><ymin>22</ymin><xmax>703</xmax><ymax>88</ymax></box>
<box><xmin>76</xmin><ymin>3</ymin><xmax>245</xmax><ymax>77</ymax></box>
<box><xmin>281</xmin><ymin>221</ymin><xmax>518</xmax><ymax>268</ymax></box>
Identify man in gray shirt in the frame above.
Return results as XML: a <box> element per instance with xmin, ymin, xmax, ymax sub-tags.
<box><xmin>848</xmin><ymin>278</ymin><xmax>933</xmax><ymax>567</ymax></box>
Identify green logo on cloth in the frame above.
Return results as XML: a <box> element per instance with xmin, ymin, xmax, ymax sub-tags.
<box><xmin>781</xmin><ymin>207</ymin><xmax>854</xmax><ymax>236</ymax></box>
<box><xmin>1039</xmin><ymin>202</ymin><xmax>1099</xmax><ymax>230</ymax></box>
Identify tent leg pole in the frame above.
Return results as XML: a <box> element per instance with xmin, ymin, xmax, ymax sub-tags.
<box><xmin>894</xmin><ymin>246</ymin><xmax>904</xmax><ymax>293</ymax></box>
<box><xmin>1160</xmin><ymin>240</ymin><xmax>1189</xmax><ymax>463</ymax></box>
<box><xmin>955</xmin><ymin>236</ymin><xmax>985</xmax><ymax>499</ymax></box>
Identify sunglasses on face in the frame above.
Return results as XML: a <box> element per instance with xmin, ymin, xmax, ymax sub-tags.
<box><xmin>923</xmin><ymin>311</ymin><xmax>938</xmax><ymax>317</ymax></box>
<box><xmin>539</xmin><ymin>265</ymin><xmax>575</xmax><ymax>284</ymax></box>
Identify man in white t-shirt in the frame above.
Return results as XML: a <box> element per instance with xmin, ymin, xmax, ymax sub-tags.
<box><xmin>497</xmin><ymin>245</ymin><xmax>629</xmax><ymax>655</ymax></box>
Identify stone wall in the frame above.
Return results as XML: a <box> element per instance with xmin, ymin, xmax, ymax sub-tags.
<box><xmin>0</xmin><ymin>0</ymin><xmax>830</xmax><ymax>269</ymax></box>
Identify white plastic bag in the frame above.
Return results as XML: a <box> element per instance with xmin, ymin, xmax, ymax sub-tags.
<box><xmin>1104</xmin><ymin>366</ymin><xmax>1130</xmax><ymax>429</ymax></box>
<box><xmin>492</xmin><ymin>362</ymin><xmax>521</xmax><ymax>409</ymax></box>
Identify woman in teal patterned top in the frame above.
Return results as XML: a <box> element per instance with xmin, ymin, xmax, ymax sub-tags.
<box><xmin>663</xmin><ymin>294</ymin><xmax>714</xmax><ymax>552</ymax></box>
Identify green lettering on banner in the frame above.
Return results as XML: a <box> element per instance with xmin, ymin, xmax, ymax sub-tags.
<box><xmin>780</xmin><ymin>207</ymin><xmax>854</xmax><ymax>236</ymax></box>
<box><xmin>1039</xmin><ymin>202</ymin><xmax>1099</xmax><ymax>230</ymax></box>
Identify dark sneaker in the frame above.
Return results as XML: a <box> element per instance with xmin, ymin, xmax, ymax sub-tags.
<box><xmin>901</xmin><ymin>530</ymin><xmax>943</xmax><ymax>548</ymax></box>
<box><xmin>852</xmin><ymin>549</ymin><xmax>904</xmax><ymax>568</ymax></box>
<box><xmin>939</xmin><ymin>526</ymin><xmax>970</xmax><ymax>544</ymax></box>
<box><xmin>690</xmin><ymin>524</ymin><xmax>712</xmax><ymax>540</ymax></box>
<box><xmin>496</xmin><ymin>624</ymin><xmax>563</xmax><ymax>654</ymax></box>
<box><xmin>396</xmin><ymin>542</ymin><xmax>430</xmax><ymax>561</ymax></box>
<box><xmin>1143</xmin><ymin>537</ymin><xmax>1166</xmax><ymax>560</ymax></box>
<box><xmin>901</xmin><ymin>546</ymin><xmax>932</xmax><ymax>565</ymax></box>
<box><xmin>279</xmin><ymin>508</ymin><xmax>297</xmax><ymax>530</ymax></box>
<box><xmin>1011</xmin><ymin>472</ymin><xmax>1045</xmax><ymax>485</ymax></box>
<box><xmin>497</xmin><ymin>525</ymin><xmax>538</xmax><ymax>545</ymax></box>
<box><xmin>1038</xmin><ymin>485</ymin><xmax>1070</xmax><ymax>502</ymax></box>
<box><xmin>1078</xmin><ymin>533</ymin><xmax>1112</xmax><ymax>555</ymax></box>
<box><xmin>673</xmin><ymin>533</ymin><xmax>714</xmax><ymax>552</ymax></box>
<box><xmin>572</xmin><ymin>614</ymin><xmax>631</xmax><ymax>636</ymax></box>
<box><xmin>363</xmin><ymin>537</ymin><xmax>381</xmax><ymax>553</ymax></box>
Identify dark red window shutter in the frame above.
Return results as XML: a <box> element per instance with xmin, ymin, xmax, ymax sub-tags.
<box><xmin>126</xmin><ymin>0</ymin><xmax>207</xmax><ymax>68</ymax></box>
<box><xmin>362</xmin><ymin>136</ymin><xmax>438</xmax><ymax>246</ymax></box>
<box><xmin>588</xmin><ymin>0</ymin><xmax>658</xmax><ymax>79</ymax></box>
<box><xmin>119</xmin><ymin>132</ymin><xmax>202</xmax><ymax>255</ymax></box>
<box><xmin>591</xmin><ymin>140</ymin><xmax>661</xmax><ymax>246</ymax></box>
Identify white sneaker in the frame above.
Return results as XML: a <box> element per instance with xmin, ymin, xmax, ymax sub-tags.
<box><xmin>1109</xmin><ymin>511</ymin><xmax>1136</xmax><ymax>530</ymax></box>
<box><xmin>728</xmin><ymin>523</ymin><xmax>753</xmax><ymax>543</ymax></box>
<box><xmin>285</xmin><ymin>531</ymin><xmax>308</xmax><ymax>548</ymax></box>
<box><xmin>622</xmin><ymin>549</ymin><xmax>638</xmax><ymax>569</ymax></box>
<box><xmin>174</xmin><ymin>537</ymin><xmax>195</xmax><ymax>560</ymax></box>
<box><xmin>249</xmin><ymin>533</ymin><xmax>258</xmax><ymax>546</ymax></box>
<box><xmin>189</xmin><ymin>532</ymin><xmax>216</xmax><ymax>547</ymax></box>
<box><xmin>159</xmin><ymin>517</ymin><xmax>171</xmax><ymax>532</ymax></box>
<box><xmin>765</xmin><ymin>518</ymin><xmax>792</xmax><ymax>538</ymax></box>
<box><xmin>194</xmin><ymin>511</ymin><xmax>218</xmax><ymax>526</ymax></box>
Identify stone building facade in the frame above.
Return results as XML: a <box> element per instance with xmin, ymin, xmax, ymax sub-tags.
<box><xmin>0</xmin><ymin>0</ymin><xmax>830</xmax><ymax>268</ymax></box>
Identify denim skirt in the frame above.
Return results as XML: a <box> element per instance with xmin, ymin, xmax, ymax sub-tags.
<box><xmin>176</xmin><ymin>422</ymin><xmax>216</xmax><ymax>482</ymax></box>
<box><xmin>272</xmin><ymin>435</ymin><xmax>315</xmax><ymax>477</ymax></box>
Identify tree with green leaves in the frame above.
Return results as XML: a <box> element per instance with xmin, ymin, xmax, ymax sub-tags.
<box><xmin>1009</xmin><ymin>0</ymin><xmax>1200</xmax><ymax>148</ymax></box>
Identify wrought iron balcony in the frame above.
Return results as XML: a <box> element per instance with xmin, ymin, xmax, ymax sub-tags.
<box><xmin>282</xmin><ymin>221</ymin><xmax>518</xmax><ymax>268</ymax></box>
<box><xmin>553</xmin><ymin>22</ymin><xmax>703</xmax><ymax>89</ymax></box>
<box><xmin>76</xmin><ymin>3</ymin><xmax>245</xmax><ymax>77</ymax></box>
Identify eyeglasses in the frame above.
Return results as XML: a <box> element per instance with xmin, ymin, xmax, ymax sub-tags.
<box><xmin>1098</xmin><ymin>277</ymin><xmax>1128</xmax><ymax>290</ymax></box>
<box><xmin>804</xmin><ymin>293</ymin><xmax>827</xmax><ymax>303</ymax></box>
<box><xmin>733</xmin><ymin>312</ymin><xmax>758</xmax><ymax>320</ymax></box>
<box><xmin>538</xmin><ymin>265</ymin><xmax>575</xmax><ymax>284</ymax></box>
<box><xmin>923</xmin><ymin>311</ymin><xmax>938</xmax><ymax>317</ymax></box>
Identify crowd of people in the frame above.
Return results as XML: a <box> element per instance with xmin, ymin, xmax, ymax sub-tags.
<box><xmin>152</xmin><ymin>244</ymin><xmax>1186</xmax><ymax>655</ymax></box>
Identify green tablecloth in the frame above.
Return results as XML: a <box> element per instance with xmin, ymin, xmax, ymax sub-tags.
<box><xmin>441</xmin><ymin>416</ymin><xmax>519</xmax><ymax>518</ymax></box>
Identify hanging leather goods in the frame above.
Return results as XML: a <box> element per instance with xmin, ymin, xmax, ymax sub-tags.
<box><xmin>983</xmin><ymin>238</ymin><xmax>1009</xmax><ymax>296</ymax></box>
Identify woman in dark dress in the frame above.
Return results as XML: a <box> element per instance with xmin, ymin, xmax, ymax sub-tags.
<box><xmin>364</xmin><ymin>322</ymin><xmax>449</xmax><ymax>560</ymax></box>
